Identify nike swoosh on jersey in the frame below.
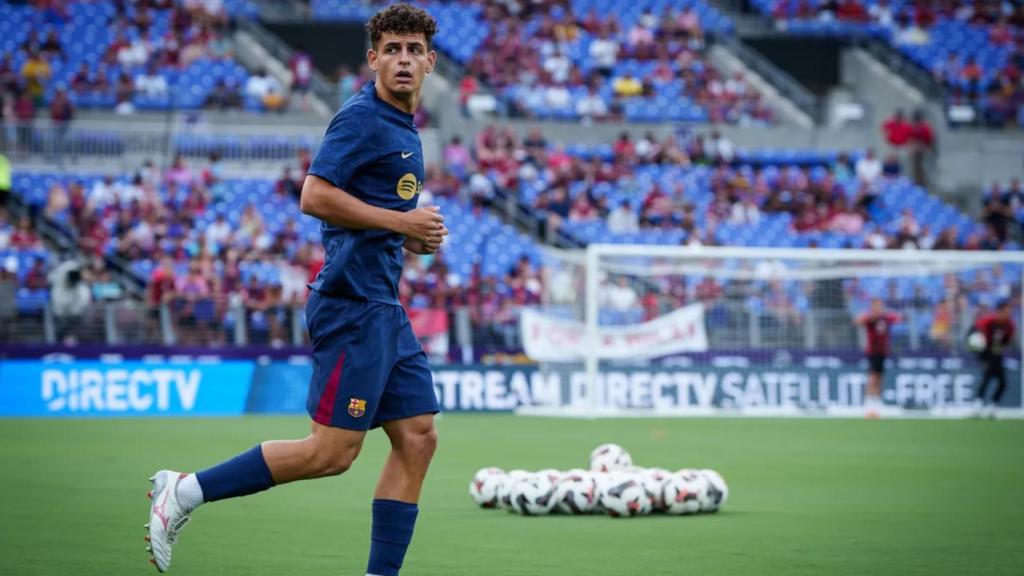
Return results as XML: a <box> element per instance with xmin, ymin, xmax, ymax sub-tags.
<box><xmin>401</xmin><ymin>152</ymin><xmax>414</xmax><ymax>159</ymax></box>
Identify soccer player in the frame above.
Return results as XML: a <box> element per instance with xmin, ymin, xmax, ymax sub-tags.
<box><xmin>144</xmin><ymin>5</ymin><xmax>447</xmax><ymax>575</ymax></box>
<box><xmin>855</xmin><ymin>298</ymin><xmax>901</xmax><ymax>418</ymax></box>
<box><xmin>973</xmin><ymin>300</ymin><xmax>1016</xmax><ymax>418</ymax></box>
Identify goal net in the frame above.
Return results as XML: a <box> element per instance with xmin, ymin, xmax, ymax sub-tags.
<box><xmin>521</xmin><ymin>245</ymin><xmax>1024</xmax><ymax>417</ymax></box>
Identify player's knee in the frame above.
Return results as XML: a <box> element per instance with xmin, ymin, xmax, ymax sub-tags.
<box><xmin>309</xmin><ymin>436</ymin><xmax>362</xmax><ymax>477</ymax></box>
<box><xmin>315</xmin><ymin>445</ymin><xmax>359</xmax><ymax>476</ymax></box>
<box><xmin>402</xmin><ymin>424</ymin><xmax>438</xmax><ymax>464</ymax></box>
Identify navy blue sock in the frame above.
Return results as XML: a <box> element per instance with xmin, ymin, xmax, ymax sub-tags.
<box><xmin>366</xmin><ymin>499</ymin><xmax>419</xmax><ymax>576</ymax></box>
<box><xmin>195</xmin><ymin>445</ymin><xmax>275</xmax><ymax>503</ymax></box>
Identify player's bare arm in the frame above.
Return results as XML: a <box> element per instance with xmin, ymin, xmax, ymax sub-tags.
<box><xmin>300</xmin><ymin>174</ymin><xmax>446</xmax><ymax>243</ymax></box>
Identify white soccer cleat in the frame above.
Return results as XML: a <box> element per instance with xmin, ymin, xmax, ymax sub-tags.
<box><xmin>146</xmin><ymin>470</ymin><xmax>192</xmax><ymax>572</ymax></box>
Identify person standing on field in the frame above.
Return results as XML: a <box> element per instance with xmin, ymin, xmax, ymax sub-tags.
<box><xmin>973</xmin><ymin>300</ymin><xmax>1016</xmax><ymax>418</ymax></box>
<box><xmin>856</xmin><ymin>298</ymin><xmax>901</xmax><ymax>418</ymax></box>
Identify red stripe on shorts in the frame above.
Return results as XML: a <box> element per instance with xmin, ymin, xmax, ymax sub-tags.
<box><xmin>314</xmin><ymin>352</ymin><xmax>346</xmax><ymax>425</ymax></box>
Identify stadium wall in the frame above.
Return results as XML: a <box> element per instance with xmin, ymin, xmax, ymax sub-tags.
<box><xmin>0</xmin><ymin>353</ymin><xmax>1018</xmax><ymax>417</ymax></box>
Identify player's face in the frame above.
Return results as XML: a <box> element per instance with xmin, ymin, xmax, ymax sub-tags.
<box><xmin>368</xmin><ymin>32</ymin><xmax>435</xmax><ymax>99</ymax></box>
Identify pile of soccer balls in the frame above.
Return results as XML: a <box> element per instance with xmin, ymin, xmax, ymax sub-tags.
<box><xmin>468</xmin><ymin>443</ymin><xmax>728</xmax><ymax>518</ymax></box>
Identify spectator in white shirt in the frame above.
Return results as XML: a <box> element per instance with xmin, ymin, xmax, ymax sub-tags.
<box><xmin>117</xmin><ymin>37</ymin><xmax>150</xmax><ymax>67</ymax></box>
<box><xmin>88</xmin><ymin>176</ymin><xmax>118</xmax><ymax>209</ymax></box>
<box><xmin>607</xmin><ymin>201</ymin><xmax>639</xmax><ymax>234</ymax></box>
<box><xmin>707</xmin><ymin>131</ymin><xmax>735</xmax><ymax>163</ymax></box>
<box><xmin>543</xmin><ymin>49</ymin><xmax>572</xmax><ymax>84</ymax></box>
<box><xmin>855</xmin><ymin>149</ymin><xmax>882</xmax><ymax>183</ymax></box>
<box><xmin>869</xmin><ymin>0</ymin><xmax>894</xmax><ymax>26</ymax></box>
<box><xmin>245</xmin><ymin>69</ymin><xmax>283</xmax><ymax>101</ymax></box>
<box><xmin>604</xmin><ymin>276</ymin><xmax>639</xmax><ymax>311</ymax></box>
<box><xmin>204</xmin><ymin>212</ymin><xmax>232</xmax><ymax>248</ymax></box>
<box><xmin>730</xmin><ymin>197</ymin><xmax>761</xmax><ymax>224</ymax></box>
<box><xmin>134</xmin><ymin>62</ymin><xmax>168</xmax><ymax>98</ymax></box>
<box><xmin>544</xmin><ymin>83</ymin><xmax>571</xmax><ymax>110</ymax></box>
<box><xmin>575</xmin><ymin>85</ymin><xmax>608</xmax><ymax>120</ymax></box>
<box><xmin>588</xmin><ymin>29</ymin><xmax>619</xmax><ymax>77</ymax></box>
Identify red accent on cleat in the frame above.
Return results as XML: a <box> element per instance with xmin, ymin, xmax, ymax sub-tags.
<box><xmin>147</xmin><ymin>490</ymin><xmax>153</xmax><ymax>499</ymax></box>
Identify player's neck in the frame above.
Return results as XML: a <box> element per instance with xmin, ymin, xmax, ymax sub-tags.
<box><xmin>375</xmin><ymin>82</ymin><xmax>418</xmax><ymax>116</ymax></box>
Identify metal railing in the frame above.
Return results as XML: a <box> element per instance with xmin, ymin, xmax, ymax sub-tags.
<box><xmin>0</xmin><ymin>118</ymin><xmax>324</xmax><ymax>165</ymax></box>
<box><xmin>0</xmin><ymin>297</ymin><xmax>982</xmax><ymax>358</ymax></box>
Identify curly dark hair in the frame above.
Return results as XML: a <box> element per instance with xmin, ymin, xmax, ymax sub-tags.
<box><xmin>366</xmin><ymin>3</ymin><xmax>438</xmax><ymax>49</ymax></box>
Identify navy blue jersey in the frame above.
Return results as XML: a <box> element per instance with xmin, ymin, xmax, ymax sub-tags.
<box><xmin>306</xmin><ymin>82</ymin><xmax>424</xmax><ymax>305</ymax></box>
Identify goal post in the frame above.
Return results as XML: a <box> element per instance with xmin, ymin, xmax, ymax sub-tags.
<box><xmin>522</xmin><ymin>244</ymin><xmax>1024</xmax><ymax>418</ymax></box>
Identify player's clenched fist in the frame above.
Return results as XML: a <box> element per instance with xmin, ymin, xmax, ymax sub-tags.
<box><xmin>399</xmin><ymin>205</ymin><xmax>446</xmax><ymax>244</ymax></box>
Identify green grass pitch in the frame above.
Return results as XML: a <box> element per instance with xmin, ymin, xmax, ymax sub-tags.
<box><xmin>2</xmin><ymin>414</ymin><xmax>1023</xmax><ymax>575</ymax></box>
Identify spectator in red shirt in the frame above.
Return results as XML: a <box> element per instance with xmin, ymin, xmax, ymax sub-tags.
<box><xmin>961</xmin><ymin>56</ymin><xmax>983</xmax><ymax>91</ymax></box>
<box><xmin>973</xmin><ymin>300</ymin><xmax>1016</xmax><ymax>416</ymax></box>
<box><xmin>882</xmin><ymin>109</ymin><xmax>913</xmax><ymax>148</ymax></box>
<box><xmin>10</xmin><ymin>215</ymin><xmax>40</xmax><ymax>249</ymax></box>
<box><xmin>836</xmin><ymin>0</ymin><xmax>868</xmax><ymax>22</ymax></box>
<box><xmin>908</xmin><ymin>109</ymin><xmax>934</xmax><ymax>186</ymax></box>
<box><xmin>856</xmin><ymin>298</ymin><xmax>902</xmax><ymax>417</ymax></box>
<box><xmin>23</xmin><ymin>257</ymin><xmax>48</xmax><ymax>290</ymax></box>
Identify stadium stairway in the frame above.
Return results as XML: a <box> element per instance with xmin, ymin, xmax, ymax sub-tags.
<box><xmin>231</xmin><ymin>18</ymin><xmax>333</xmax><ymax>117</ymax></box>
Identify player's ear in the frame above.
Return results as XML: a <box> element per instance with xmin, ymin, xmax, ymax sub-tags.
<box><xmin>426</xmin><ymin>49</ymin><xmax>436</xmax><ymax>74</ymax></box>
<box><xmin>367</xmin><ymin>48</ymin><xmax>378</xmax><ymax>71</ymax></box>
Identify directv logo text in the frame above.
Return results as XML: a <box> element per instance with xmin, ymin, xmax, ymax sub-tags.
<box><xmin>41</xmin><ymin>369</ymin><xmax>201</xmax><ymax>413</ymax></box>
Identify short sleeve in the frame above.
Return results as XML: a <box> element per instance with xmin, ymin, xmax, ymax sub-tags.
<box><xmin>307</xmin><ymin>105</ymin><xmax>378</xmax><ymax>191</ymax></box>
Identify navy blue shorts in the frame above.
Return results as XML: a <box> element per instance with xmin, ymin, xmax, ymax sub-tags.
<box><xmin>305</xmin><ymin>290</ymin><xmax>439</xmax><ymax>431</ymax></box>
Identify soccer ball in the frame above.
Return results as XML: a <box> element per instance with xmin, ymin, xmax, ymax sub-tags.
<box><xmin>967</xmin><ymin>331</ymin><xmax>987</xmax><ymax>352</ymax></box>
<box><xmin>599</xmin><ymin>471</ymin><xmax>653</xmax><ymax>518</ymax></box>
<box><xmin>497</xmin><ymin>469</ymin><xmax>530</xmax><ymax>510</ymax></box>
<box><xmin>508</xmin><ymin>474</ymin><xmax>557</xmax><ymax>516</ymax></box>
<box><xmin>537</xmin><ymin>468</ymin><xmax>562</xmax><ymax>484</ymax></box>
<box><xmin>639</xmin><ymin>467</ymin><xmax>672</xmax><ymax>512</ymax></box>
<box><xmin>662</xmin><ymin>469</ymin><xmax>709</xmax><ymax>515</ymax></box>
<box><xmin>698</xmin><ymin>469</ymin><xmax>729</xmax><ymax>513</ymax></box>
<box><xmin>589</xmin><ymin>443</ymin><xmax>633</xmax><ymax>472</ymax></box>
<box><xmin>468</xmin><ymin>467</ymin><xmax>505</xmax><ymax>508</ymax></box>
<box><xmin>553</xmin><ymin>470</ymin><xmax>599</xmax><ymax>514</ymax></box>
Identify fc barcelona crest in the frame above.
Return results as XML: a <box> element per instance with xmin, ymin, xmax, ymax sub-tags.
<box><xmin>348</xmin><ymin>398</ymin><xmax>367</xmax><ymax>418</ymax></box>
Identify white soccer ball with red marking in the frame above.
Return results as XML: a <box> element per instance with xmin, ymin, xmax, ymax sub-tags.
<box><xmin>468</xmin><ymin>467</ymin><xmax>505</xmax><ymax>508</ymax></box>
<box><xmin>589</xmin><ymin>443</ymin><xmax>633</xmax><ymax>472</ymax></box>
<box><xmin>599</xmin><ymin>471</ymin><xmax>653</xmax><ymax>518</ymax></box>
<box><xmin>698</xmin><ymin>469</ymin><xmax>728</xmax><ymax>513</ymax></box>
<box><xmin>554</xmin><ymin>470</ymin><xmax>599</xmax><ymax>514</ymax></box>
<box><xmin>662</xmin><ymin>469</ymin><xmax>708</xmax><ymax>515</ymax></box>
<box><xmin>639</xmin><ymin>467</ymin><xmax>672</xmax><ymax>511</ymax></box>
<box><xmin>508</xmin><ymin>474</ymin><xmax>557</xmax><ymax>516</ymax></box>
<box><xmin>497</xmin><ymin>469</ymin><xmax>530</xmax><ymax>510</ymax></box>
<box><xmin>537</xmin><ymin>468</ymin><xmax>562</xmax><ymax>484</ymax></box>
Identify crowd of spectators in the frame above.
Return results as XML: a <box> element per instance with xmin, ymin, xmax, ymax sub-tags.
<box><xmin>460</xmin><ymin>0</ymin><xmax>773</xmax><ymax>124</ymax></box>
<box><xmin>462</xmin><ymin>123</ymin><xmax>1011</xmax><ymax>251</ymax></box>
<box><xmin>33</xmin><ymin>150</ymin><xmax>321</xmax><ymax>346</ymax></box>
<box><xmin>0</xmin><ymin>0</ymin><xmax>306</xmax><ymax>128</ymax></box>
<box><xmin>761</xmin><ymin>0</ymin><xmax>1024</xmax><ymax>128</ymax></box>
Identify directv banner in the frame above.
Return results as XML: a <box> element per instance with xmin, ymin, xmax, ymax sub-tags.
<box><xmin>0</xmin><ymin>360</ymin><xmax>253</xmax><ymax>417</ymax></box>
<box><xmin>241</xmin><ymin>361</ymin><xmax>1020</xmax><ymax>413</ymax></box>
<box><xmin>430</xmin><ymin>364</ymin><xmax>1020</xmax><ymax>411</ymax></box>
<box><xmin>2</xmin><ymin>359</ymin><xmax>1018</xmax><ymax>416</ymax></box>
